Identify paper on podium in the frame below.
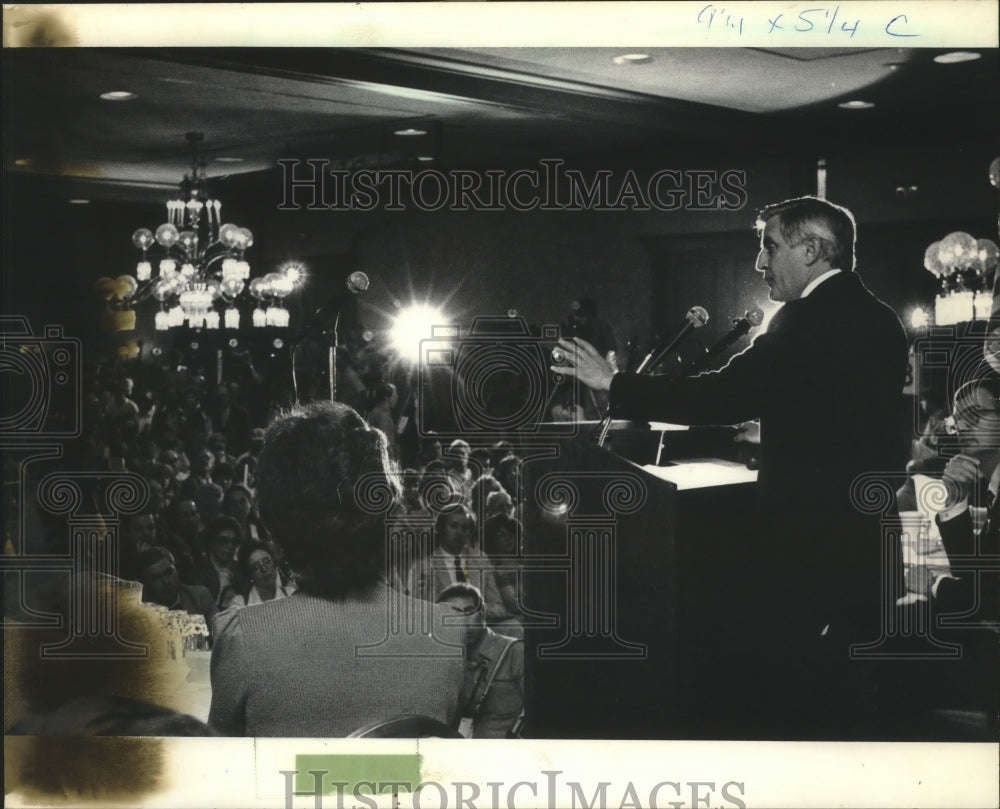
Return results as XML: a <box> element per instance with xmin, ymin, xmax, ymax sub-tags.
<box><xmin>641</xmin><ymin>458</ymin><xmax>758</xmax><ymax>490</ymax></box>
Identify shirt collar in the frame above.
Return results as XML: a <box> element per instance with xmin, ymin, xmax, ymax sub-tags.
<box><xmin>800</xmin><ymin>269</ymin><xmax>842</xmax><ymax>299</ymax></box>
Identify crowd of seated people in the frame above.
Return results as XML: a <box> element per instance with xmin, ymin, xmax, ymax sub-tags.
<box><xmin>60</xmin><ymin>343</ymin><xmax>531</xmax><ymax>737</ymax></box>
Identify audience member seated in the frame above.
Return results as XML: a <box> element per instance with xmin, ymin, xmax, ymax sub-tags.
<box><xmin>485</xmin><ymin>490</ymin><xmax>516</xmax><ymax>520</ymax></box>
<box><xmin>179</xmin><ymin>445</ymin><xmax>215</xmax><ymax>500</ymax></box>
<box><xmin>193</xmin><ymin>516</ymin><xmax>245</xmax><ymax>609</ymax></box>
<box><xmin>469</xmin><ymin>474</ymin><xmax>503</xmax><ymax>523</ymax></box>
<box><xmin>409</xmin><ymin>504</ymin><xmax>513</xmax><ymax>631</ymax></box>
<box><xmin>208</xmin><ymin>401</ymin><xmax>464</xmax><ymax>737</ymax></box>
<box><xmin>234</xmin><ymin>427</ymin><xmax>265</xmax><ymax>489</ymax></box>
<box><xmin>136</xmin><ymin>547</ymin><xmax>217</xmax><ymax>632</ymax></box>
<box><xmin>228</xmin><ymin>541</ymin><xmax>297</xmax><ymax>607</ymax></box>
<box><xmin>194</xmin><ymin>481</ymin><xmax>226</xmax><ymax>525</ymax></box>
<box><xmin>208</xmin><ymin>384</ymin><xmax>251</xmax><ymax>455</ymax></box>
<box><xmin>207</xmin><ymin>431</ymin><xmax>237</xmax><ymax>469</ymax></box>
<box><xmin>364</xmin><ymin>382</ymin><xmax>400</xmax><ymax>462</ymax></box>
<box><xmin>224</xmin><ymin>483</ymin><xmax>269</xmax><ymax>545</ymax></box>
<box><xmin>160</xmin><ymin>498</ymin><xmax>203</xmax><ymax>579</ymax></box>
<box><xmin>445</xmin><ymin>439</ymin><xmax>474</xmax><ymax>501</ymax></box>
<box><xmin>211</xmin><ymin>460</ymin><xmax>236</xmax><ymax>493</ymax></box>
<box><xmin>932</xmin><ymin>376</ymin><xmax>1000</xmax><ymax>620</ymax></box>
<box><xmin>469</xmin><ymin>447</ymin><xmax>493</xmax><ymax>480</ymax></box>
<box><xmin>437</xmin><ymin>583</ymin><xmax>524</xmax><ymax>739</ymax></box>
<box><xmin>119</xmin><ymin>511</ymin><xmax>159</xmax><ymax>580</ymax></box>
<box><xmin>483</xmin><ymin>513</ymin><xmax>525</xmax><ymax>638</ymax></box>
<box><xmin>495</xmin><ymin>454</ymin><xmax>522</xmax><ymax>506</ymax></box>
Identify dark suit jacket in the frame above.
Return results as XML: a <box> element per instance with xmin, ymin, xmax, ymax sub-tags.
<box><xmin>611</xmin><ymin>272</ymin><xmax>909</xmax><ymax>638</ymax></box>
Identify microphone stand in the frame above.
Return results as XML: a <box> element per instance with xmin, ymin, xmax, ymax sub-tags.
<box><xmin>328</xmin><ymin>312</ymin><xmax>340</xmax><ymax>402</ymax></box>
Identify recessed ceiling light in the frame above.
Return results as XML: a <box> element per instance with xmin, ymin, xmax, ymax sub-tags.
<box><xmin>417</xmin><ymin>156</ymin><xmax>434</xmax><ymax>162</ymax></box>
<box><xmin>214</xmin><ymin>156</ymin><xmax>245</xmax><ymax>163</ymax></box>
<box><xmin>67</xmin><ymin>199</ymin><xmax>91</xmax><ymax>204</ymax></box>
<box><xmin>613</xmin><ymin>53</ymin><xmax>651</xmax><ymax>65</ymax></box>
<box><xmin>15</xmin><ymin>158</ymin><xmax>30</xmax><ymax>166</ymax></box>
<box><xmin>99</xmin><ymin>90</ymin><xmax>137</xmax><ymax>101</ymax></box>
<box><xmin>838</xmin><ymin>100</ymin><xmax>875</xmax><ymax>109</ymax></box>
<box><xmin>934</xmin><ymin>51</ymin><xmax>981</xmax><ymax>64</ymax></box>
<box><xmin>394</xmin><ymin>128</ymin><xmax>427</xmax><ymax>137</ymax></box>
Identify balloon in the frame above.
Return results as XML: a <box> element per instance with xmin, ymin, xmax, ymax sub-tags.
<box><xmin>248</xmin><ymin>277</ymin><xmax>266</xmax><ymax>299</ymax></box>
<box><xmin>237</xmin><ymin>227</ymin><xmax>254</xmax><ymax>249</ymax></box>
<box><xmin>131</xmin><ymin>228</ymin><xmax>154</xmax><ymax>250</ymax></box>
<box><xmin>990</xmin><ymin>156</ymin><xmax>1000</xmax><ymax>189</ymax></box>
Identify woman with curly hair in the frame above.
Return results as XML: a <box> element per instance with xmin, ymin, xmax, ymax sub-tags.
<box><xmin>209</xmin><ymin>401</ymin><xmax>463</xmax><ymax>736</ymax></box>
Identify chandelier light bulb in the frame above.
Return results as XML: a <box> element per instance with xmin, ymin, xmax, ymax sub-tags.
<box><xmin>178</xmin><ymin>230</ymin><xmax>198</xmax><ymax>251</ymax></box>
<box><xmin>127</xmin><ymin>135</ymin><xmax>279</xmax><ymax>331</ymax></box>
<box><xmin>155</xmin><ymin>223</ymin><xmax>180</xmax><ymax>247</ymax></box>
<box><xmin>132</xmin><ymin>228</ymin><xmax>154</xmax><ymax>250</ymax></box>
<box><xmin>219</xmin><ymin>223</ymin><xmax>241</xmax><ymax>248</ymax></box>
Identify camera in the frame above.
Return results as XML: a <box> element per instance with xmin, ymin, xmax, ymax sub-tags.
<box><xmin>1</xmin><ymin>317</ymin><xmax>81</xmax><ymax>438</ymax></box>
<box><xmin>417</xmin><ymin>315</ymin><xmax>575</xmax><ymax>440</ymax></box>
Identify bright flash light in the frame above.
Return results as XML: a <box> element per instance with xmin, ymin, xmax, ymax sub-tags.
<box><xmin>391</xmin><ymin>303</ymin><xmax>445</xmax><ymax>363</ymax></box>
<box><xmin>281</xmin><ymin>263</ymin><xmax>305</xmax><ymax>285</ymax></box>
<box><xmin>909</xmin><ymin>307</ymin><xmax>929</xmax><ymax>329</ymax></box>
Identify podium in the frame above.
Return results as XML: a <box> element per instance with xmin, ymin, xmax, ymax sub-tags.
<box><xmin>519</xmin><ymin>428</ymin><xmax>757</xmax><ymax>738</ymax></box>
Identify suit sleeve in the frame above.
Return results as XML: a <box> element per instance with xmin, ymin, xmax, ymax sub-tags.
<box><xmin>208</xmin><ymin>611</ymin><xmax>249</xmax><ymax>736</ymax></box>
<box><xmin>610</xmin><ymin>331</ymin><xmax>779</xmax><ymax>426</ymax></box>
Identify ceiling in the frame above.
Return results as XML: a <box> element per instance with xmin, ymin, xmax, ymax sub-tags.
<box><xmin>5</xmin><ymin>45</ymin><xmax>998</xmax><ymax>202</ymax></box>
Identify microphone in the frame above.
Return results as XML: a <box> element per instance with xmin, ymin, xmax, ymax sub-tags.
<box><xmin>346</xmin><ymin>271</ymin><xmax>370</xmax><ymax>295</ymax></box>
<box><xmin>303</xmin><ymin>272</ymin><xmax>371</xmax><ymax>337</ymax></box>
<box><xmin>635</xmin><ymin>306</ymin><xmax>709</xmax><ymax>375</ymax></box>
<box><xmin>685</xmin><ymin>306</ymin><xmax>764</xmax><ymax>375</ymax></box>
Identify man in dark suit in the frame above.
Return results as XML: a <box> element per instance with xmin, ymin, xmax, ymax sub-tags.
<box><xmin>556</xmin><ymin>196</ymin><xmax>910</xmax><ymax>735</ymax></box>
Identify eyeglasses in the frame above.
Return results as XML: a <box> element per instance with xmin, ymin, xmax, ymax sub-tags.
<box><xmin>944</xmin><ymin>405</ymin><xmax>1000</xmax><ymax>435</ymax></box>
<box><xmin>249</xmin><ymin>557</ymin><xmax>274</xmax><ymax>574</ymax></box>
<box><xmin>447</xmin><ymin>601</ymin><xmax>483</xmax><ymax>616</ymax></box>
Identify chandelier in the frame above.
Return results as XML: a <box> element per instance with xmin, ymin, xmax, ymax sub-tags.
<box><xmin>125</xmin><ymin>131</ymin><xmax>301</xmax><ymax>331</ymax></box>
<box><xmin>924</xmin><ymin>231</ymin><xmax>999</xmax><ymax>326</ymax></box>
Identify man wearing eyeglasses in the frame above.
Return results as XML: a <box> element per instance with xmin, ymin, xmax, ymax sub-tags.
<box><xmin>437</xmin><ymin>583</ymin><xmax>523</xmax><ymax>739</ymax></box>
<box><xmin>933</xmin><ymin>376</ymin><xmax>1000</xmax><ymax>620</ymax></box>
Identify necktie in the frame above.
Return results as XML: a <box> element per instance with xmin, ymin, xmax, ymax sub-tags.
<box><xmin>454</xmin><ymin>555</ymin><xmax>468</xmax><ymax>582</ymax></box>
